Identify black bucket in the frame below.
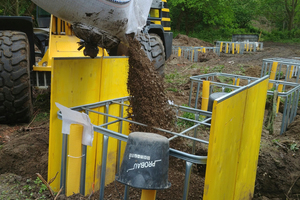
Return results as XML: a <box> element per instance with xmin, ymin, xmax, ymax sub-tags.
<box><xmin>115</xmin><ymin>132</ymin><xmax>171</xmax><ymax>190</ymax></box>
<box><xmin>207</xmin><ymin>92</ymin><xmax>228</xmax><ymax>112</ymax></box>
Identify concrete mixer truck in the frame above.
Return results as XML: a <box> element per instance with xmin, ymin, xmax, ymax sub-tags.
<box><xmin>0</xmin><ymin>0</ymin><xmax>173</xmax><ymax>124</ymax></box>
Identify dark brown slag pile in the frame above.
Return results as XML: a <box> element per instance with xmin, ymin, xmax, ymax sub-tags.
<box><xmin>126</xmin><ymin>36</ymin><xmax>175</xmax><ymax>133</ymax></box>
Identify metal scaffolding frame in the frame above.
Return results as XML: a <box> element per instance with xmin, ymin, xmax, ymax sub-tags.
<box><xmin>188</xmin><ymin>73</ymin><xmax>300</xmax><ymax>135</ymax></box>
<box><xmin>57</xmin><ymin>97</ymin><xmax>211</xmax><ymax>200</ymax></box>
<box><xmin>172</xmin><ymin>46</ymin><xmax>220</xmax><ymax>62</ymax></box>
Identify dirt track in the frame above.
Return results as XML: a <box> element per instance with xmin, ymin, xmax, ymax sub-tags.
<box><xmin>0</xmin><ymin>38</ymin><xmax>300</xmax><ymax>199</ymax></box>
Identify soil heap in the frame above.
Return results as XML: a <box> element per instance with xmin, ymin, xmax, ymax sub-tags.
<box><xmin>173</xmin><ymin>34</ymin><xmax>213</xmax><ymax>47</ymax></box>
<box><xmin>126</xmin><ymin>36</ymin><xmax>174</xmax><ymax>133</ymax></box>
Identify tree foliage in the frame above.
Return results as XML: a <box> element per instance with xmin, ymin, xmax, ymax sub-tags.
<box><xmin>0</xmin><ymin>0</ymin><xmax>35</xmax><ymax>16</ymax></box>
<box><xmin>169</xmin><ymin>0</ymin><xmax>300</xmax><ymax>40</ymax></box>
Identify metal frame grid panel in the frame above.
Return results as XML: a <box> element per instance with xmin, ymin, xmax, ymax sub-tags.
<box><xmin>188</xmin><ymin>73</ymin><xmax>300</xmax><ymax>135</ymax></box>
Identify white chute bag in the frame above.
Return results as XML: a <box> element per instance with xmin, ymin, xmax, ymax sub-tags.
<box><xmin>32</xmin><ymin>0</ymin><xmax>152</xmax><ymax>57</ymax></box>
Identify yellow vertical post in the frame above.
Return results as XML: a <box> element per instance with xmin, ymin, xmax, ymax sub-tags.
<box><xmin>66</xmin><ymin>124</ymin><xmax>83</xmax><ymax>196</ymax></box>
<box><xmin>268</xmin><ymin>62</ymin><xmax>278</xmax><ymax>89</ymax></box>
<box><xmin>220</xmin><ymin>42</ymin><xmax>223</xmax><ymax>53</ymax></box>
<box><xmin>203</xmin><ymin>48</ymin><xmax>206</xmax><ymax>53</ymax></box>
<box><xmin>276</xmin><ymin>84</ymin><xmax>283</xmax><ymax>113</ymax></box>
<box><xmin>289</xmin><ymin>65</ymin><xmax>294</xmax><ymax>78</ymax></box>
<box><xmin>233</xmin><ymin>78</ymin><xmax>240</xmax><ymax>86</ymax></box>
<box><xmin>178</xmin><ymin>47</ymin><xmax>181</xmax><ymax>57</ymax></box>
<box><xmin>141</xmin><ymin>190</ymin><xmax>157</xmax><ymax>200</ymax></box>
<box><xmin>57</xmin><ymin>18</ymin><xmax>61</xmax><ymax>34</ymax></box>
<box><xmin>226</xmin><ymin>43</ymin><xmax>229</xmax><ymax>53</ymax></box>
<box><xmin>192</xmin><ymin>49</ymin><xmax>194</xmax><ymax>61</ymax></box>
<box><xmin>237</xmin><ymin>44</ymin><xmax>240</xmax><ymax>54</ymax></box>
<box><xmin>232</xmin><ymin>43</ymin><xmax>235</xmax><ymax>54</ymax></box>
<box><xmin>201</xmin><ymin>81</ymin><xmax>210</xmax><ymax>111</ymax></box>
<box><xmin>246</xmin><ymin>43</ymin><xmax>249</xmax><ymax>52</ymax></box>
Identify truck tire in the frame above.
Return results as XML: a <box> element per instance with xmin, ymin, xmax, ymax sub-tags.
<box><xmin>149</xmin><ymin>33</ymin><xmax>165</xmax><ymax>77</ymax></box>
<box><xmin>137</xmin><ymin>33</ymin><xmax>165</xmax><ymax>76</ymax></box>
<box><xmin>0</xmin><ymin>31</ymin><xmax>33</xmax><ymax>123</ymax></box>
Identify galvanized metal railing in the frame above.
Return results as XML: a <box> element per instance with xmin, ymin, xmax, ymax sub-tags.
<box><xmin>172</xmin><ymin>45</ymin><xmax>220</xmax><ymax>62</ymax></box>
<box><xmin>188</xmin><ymin>73</ymin><xmax>300</xmax><ymax>135</ymax></box>
<box><xmin>215</xmin><ymin>41</ymin><xmax>263</xmax><ymax>54</ymax></box>
<box><xmin>261</xmin><ymin>58</ymin><xmax>300</xmax><ymax>85</ymax></box>
<box><xmin>57</xmin><ymin>97</ymin><xmax>211</xmax><ymax>200</ymax></box>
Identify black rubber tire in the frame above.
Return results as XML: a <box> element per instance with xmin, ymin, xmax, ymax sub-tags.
<box><xmin>137</xmin><ymin>33</ymin><xmax>165</xmax><ymax>77</ymax></box>
<box><xmin>0</xmin><ymin>31</ymin><xmax>33</xmax><ymax>123</ymax></box>
<box><xmin>149</xmin><ymin>33</ymin><xmax>165</xmax><ymax>77</ymax></box>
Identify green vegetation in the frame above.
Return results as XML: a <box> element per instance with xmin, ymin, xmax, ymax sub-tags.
<box><xmin>177</xmin><ymin>104</ymin><xmax>205</xmax><ymax>128</ymax></box>
<box><xmin>34</xmin><ymin>112</ymin><xmax>50</xmax><ymax>122</ymax></box>
<box><xmin>290</xmin><ymin>143</ymin><xmax>299</xmax><ymax>151</ymax></box>
<box><xmin>169</xmin><ymin>0</ymin><xmax>300</xmax><ymax>43</ymax></box>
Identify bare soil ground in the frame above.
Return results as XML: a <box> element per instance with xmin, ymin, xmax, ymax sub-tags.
<box><xmin>1</xmin><ymin>37</ymin><xmax>300</xmax><ymax>199</ymax></box>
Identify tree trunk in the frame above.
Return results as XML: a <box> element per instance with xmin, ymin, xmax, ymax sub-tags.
<box><xmin>16</xmin><ymin>0</ymin><xmax>19</xmax><ymax>16</ymax></box>
<box><xmin>285</xmin><ymin>0</ymin><xmax>298</xmax><ymax>30</ymax></box>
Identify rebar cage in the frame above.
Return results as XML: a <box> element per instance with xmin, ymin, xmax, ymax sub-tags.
<box><xmin>172</xmin><ymin>46</ymin><xmax>220</xmax><ymax>62</ymax></box>
<box><xmin>215</xmin><ymin>41</ymin><xmax>263</xmax><ymax>54</ymax></box>
<box><xmin>261</xmin><ymin>57</ymin><xmax>300</xmax><ymax>84</ymax></box>
<box><xmin>57</xmin><ymin>97</ymin><xmax>211</xmax><ymax>199</ymax></box>
<box><xmin>188</xmin><ymin>73</ymin><xmax>300</xmax><ymax>135</ymax></box>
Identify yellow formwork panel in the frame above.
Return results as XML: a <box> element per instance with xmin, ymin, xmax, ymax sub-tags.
<box><xmin>234</xmin><ymin>78</ymin><xmax>268</xmax><ymax>199</ymax></box>
<box><xmin>49</xmin><ymin>57</ymin><xmax>129</xmax><ymax>194</ymax></box>
<box><xmin>204</xmin><ymin>78</ymin><xmax>269</xmax><ymax>200</ymax></box>
<box><xmin>204</xmin><ymin>89</ymin><xmax>247</xmax><ymax>200</ymax></box>
<box><xmin>92</xmin><ymin>58</ymin><xmax>129</xmax><ymax>193</ymax></box>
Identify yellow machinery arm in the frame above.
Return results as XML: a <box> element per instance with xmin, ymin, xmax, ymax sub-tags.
<box><xmin>33</xmin><ymin>15</ymin><xmax>108</xmax><ymax>73</ymax></box>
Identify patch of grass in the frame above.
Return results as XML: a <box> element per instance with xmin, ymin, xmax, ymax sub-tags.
<box><xmin>34</xmin><ymin>177</ymin><xmax>47</xmax><ymax>194</ymax></box>
<box><xmin>218</xmin><ymin>76</ymin><xmax>233</xmax><ymax>84</ymax></box>
<box><xmin>290</xmin><ymin>143</ymin><xmax>299</xmax><ymax>152</ymax></box>
<box><xmin>212</xmin><ymin>65</ymin><xmax>224</xmax><ymax>72</ymax></box>
<box><xmin>167</xmin><ymin>88</ymin><xmax>178</xmax><ymax>92</ymax></box>
<box><xmin>240</xmin><ymin>66</ymin><xmax>246</xmax><ymax>74</ymax></box>
<box><xmin>34</xmin><ymin>112</ymin><xmax>49</xmax><ymax>122</ymax></box>
<box><xmin>190</xmin><ymin>64</ymin><xmax>198</xmax><ymax>69</ymax></box>
<box><xmin>177</xmin><ymin>104</ymin><xmax>206</xmax><ymax>128</ymax></box>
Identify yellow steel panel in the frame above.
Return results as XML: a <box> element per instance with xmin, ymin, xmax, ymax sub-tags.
<box><xmin>276</xmin><ymin>84</ymin><xmax>283</xmax><ymax>113</ymax></box>
<box><xmin>289</xmin><ymin>65</ymin><xmax>294</xmax><ymax>78</ymax></box>
<box><xmin>37</xmin><ymin>15</ymin><xmax>108</xmax><ymax>69</ymax></box>
<box><xmin>150</xmin><ymin>9</ymin><xmax>159</xmax><ymax>18</ymax></box>
<box><xmin>49</xmin><ymin>58</ymin><xmax>102</xmax><ymax>191</ymax></box>
<box><xmin>234</xmin><ymin>78</ymin><xmax>268</xmax><ymax>199</ymax></box>
<box><xmin>33</xmin><ymin>66</ymin><xmax>52</xmax><ymax>72</ymax></box>
<box><xmin>268</xmin><ymin>62</ymin><xmax>278</xmax><ymax>89</ymax></box>
<box><xmin>162</xmin><ymin>8</ymin><xmax>170</xmax><ymax>12</ymax></box>
<box><xmin>162</xmin><ymin>17</ymin><xmax>171</xmax><ymax>21</ymax></box>
<box><xmin>93</xmin><ymin>58</ymin><xmax>129</xmax><ymax>188</ymax></box>
<box><xmin>204</xmin><ymin>90</ymin><xmax>247</xmax><ymax>200</ymax></box>
<box><xmin>152</xmin><ymin>21</ymin><xmax>162</xmax><ymax>25</ymax></box>
<box><xmin>163</xmin><ymin>27</ymin><xmax>171</xmax><ymax>31</ymax></box>
<box><xmin>201</xmin><ymin>81</ymin><xmax>210</xmax><ymax>111</ymax></box>
<box><xmin>66</xmin><ymin>124</ymin><xmax>83</xmax><ymax>196</ymax></box>
<box><xmin>49</xmin><ymin>58</ymin><xmax>103</xmax><ymax>192</ymax></box>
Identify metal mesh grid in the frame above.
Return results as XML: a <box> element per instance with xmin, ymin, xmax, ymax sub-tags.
<box><xmin>188</xmin><ymin>73</ymin><xmax>300</xmax><ymax>135</ymax></box>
